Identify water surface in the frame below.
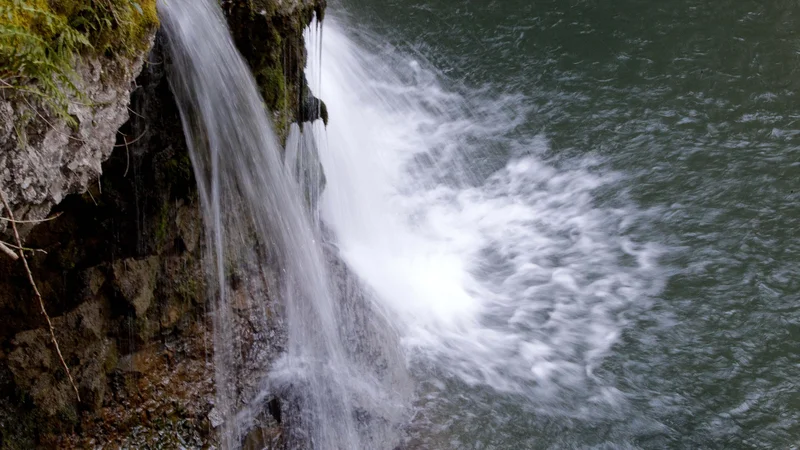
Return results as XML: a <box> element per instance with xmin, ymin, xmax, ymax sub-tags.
<box><xmin>320</xmin><ymin>1</ymin><xmax>800</xmax><ymax>448</ymax></box>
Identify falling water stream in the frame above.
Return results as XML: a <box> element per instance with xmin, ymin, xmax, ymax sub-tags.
<box><xmin>161</xmin><ymin>0</ymin><xmax>663</xmax><ymax>447</ymax></box>
<box><xmin>158</xmin><ymin>1</ymin><xmax>408</xmax><ymax>448</ymax></box>
<box><xmin>311</xmin><ymin>16</ymin><xmax>665</xmax><ymax>449</ymax></box>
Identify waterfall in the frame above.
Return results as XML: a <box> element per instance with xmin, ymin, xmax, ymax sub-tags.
<box><xmin>158</xmin><ymin>1</ymin><xmax>409</xmax><ymax>448</ymax></box>
<box><xmin>313</xmin><ymin>15</ymin><xmax>664</xmax><ymax>447</ymax></box>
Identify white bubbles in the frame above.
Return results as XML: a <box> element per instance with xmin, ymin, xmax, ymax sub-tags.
<box><xmin>316</xmin><ymin>17</ymin><xmax>665</xmax><ymax>411</ymax></box>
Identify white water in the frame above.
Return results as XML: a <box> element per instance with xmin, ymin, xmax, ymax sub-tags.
<box><xmin>159</xmin><ymin>0</ymin><xmax>665</xmax><ymax>446</ymax></box>
<box><xmin>159</xmin><ymin>2</ymin><xmax>407</xmax><ymax>448</ymax></box>
<box><xmin>313</xmin><ymin>16</ymin><xmax>665</xmax><ymax>430</ymax></box>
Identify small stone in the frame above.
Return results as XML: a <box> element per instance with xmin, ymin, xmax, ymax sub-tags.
<box><xmin>208</xmin><ymin>407</ymin><xmax>225</xmax><ymax>428</ymax></box>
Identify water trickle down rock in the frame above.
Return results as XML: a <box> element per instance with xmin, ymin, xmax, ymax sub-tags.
<box><xmin>0</xmin><ymin>0</ymin><xmax>329</xmax><ymax>447</ymax></box>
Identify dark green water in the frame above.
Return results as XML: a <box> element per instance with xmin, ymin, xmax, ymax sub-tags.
<box><xmin>329</xmin><ymin>1</ymin><xmax>800</xmax><ymax>448</ymax></box>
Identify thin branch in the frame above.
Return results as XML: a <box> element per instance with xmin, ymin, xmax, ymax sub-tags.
<box><xmin>0</xmin><ymin>83</ymin><xmax>54</xmax><ymax>100</ymax></box>
<box><xmin>86</xmin><ymin>189</ymin><xmax>98</xmax><ymax>206</ymax></box>
<box><xmin>113</xmin><ymin>127</ymin><xmax>148</xmax><ymax>147</ymax></box>
<box><xmin>123</xmin><ymin>132</ymin><xmax>130</xmax><ymax>177</ymax></box>
<box><xmin>103</xmin><ymin>0</ymin><xmax>125</xmax><ymax>26</ymax></box>
<box><xmin>19</xmin><ymin>96</ymin><xmax>86</xmax><ymax>143</ymax></box>
<box><xmin>0</xmin><ymin>239</ymin><xmax>48</xmax><ymax>255</ymax></box>
<box><xmin>0</xmin><ymin>189</ymin><xmax>80</xmax><ymax>402</ymax></box>
<box><xmin>0</xmin><ymin>211</ymin><xmax>62</xmax><ymax>224</ymax></box>
<box><xmin>127</xmin><ymin>106</ymin><xmax>145</xmax><ymax>119</ymax></box>
<box><xmin>0</xmin><ymin>240</ymin><xmax>18</xmax><ymax>260</ymax></box>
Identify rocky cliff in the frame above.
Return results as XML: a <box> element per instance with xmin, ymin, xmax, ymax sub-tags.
<box><xmin>0</xmin><ymin>0</ymin><xmax>325</xmax><ymax>448</ymax></box>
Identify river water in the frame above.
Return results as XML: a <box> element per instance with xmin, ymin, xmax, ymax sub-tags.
<box><xmin>315</xmin><ymin>0</ymin><xmax>800</xmax><ymax>448</ymax></box>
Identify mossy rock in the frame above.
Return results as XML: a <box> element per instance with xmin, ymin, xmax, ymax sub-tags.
<box><xmin>223</xmin><ymin>0</ymin><xmax>326</xmax><ymax>141</ymax></box>
<box><xmin>0</xmin><ymin>0</ymin><xmax>158</xmax><ymax>59</ymax></box>
<box><xmin>0</xmin><ymin>0</ymin><xmax>158</xmax><ymax>122</ymax></box>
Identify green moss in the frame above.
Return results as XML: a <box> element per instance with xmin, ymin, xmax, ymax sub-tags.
<box><xmin>163</xmin><ymin>150</ymin><xmax>193</xmax><ymax>185</ymax></box>
<box><xmin>0</xmin><ymin>0</ymin><xmax>158</xmax><ymax>123</ymax></box>
<box><xmin>176</xmin><ymin>270</ymin><xmax>201</xmax><ymax>304</ymax></box>
<box><xmin>255</xmin><ymin>62</ymin><xmax>293</xmax><ymax>141</ymax></box>
<box><xmin>103</xmin><ymin>343</ymin><xmax>119</xmax><ymax>374</ymax></box>
<box><xmin>257</xmin><ymin>63</ymin><xmax>286</xmax><ymax>114</ymax></box>
<box><xmin>54</xmin><ymin>0</ymin><xmax>158</xmax><ymax>56</ymax></box>
<box><xmin>155</xmin><ymin>199</ymin><xmax>170</xmax><ymax>246</ymax></box>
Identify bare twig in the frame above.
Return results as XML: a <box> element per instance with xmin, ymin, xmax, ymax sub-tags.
<box><xmin>117</xmin><ymin>128</ymin><xmax>149</xmax><ymax>178</ymax></box>
<box><xmin>0</xmin><ymin>79</ymin><xmax>45</xmax><ymax>98</ymax></box>
<box><xmin>19</xmin><ymin>95</ymin><xmax>86</xmax><ymax>144</ymax></box>
<box><xmin>104</xmin><ymin>0</ymin><xmax>124</xmax><ymax>26</ymax></box>
<box><xmin>113</xmin><ymin>127</ymin><xmax>148</xmax><ymax>147</ymax></box>
<box><xmin>0</xmin><ymin>211</ymin><xmax>62</xmax><ymax>224</ymax></box>
<box><xmin>86</xmin><ymin>189</ymin><xmax>98</xmax><ymax>206</ymax></box>
<box><xmin>0</xmin><ymin>79</ymin><xmax>94</xmax><ymax>107</ymax></box>
<box><xmin>0</xmin><ymin>189</ymin><xmax>80</xmax><ymax>402</ymax></box>
<box><xmin>0</xmin><ymin>239</ymin><xmax>48</xmax><ymax>255</ymax></box>
<box><xmin>127</xmin><ymin>106</ymin><xmax>145</xmax><ymax>119</ymax></box>
<box><xmin>0</xmin><ymin>240</ymin><xmax>18</xmax><ymax>260</ymax></box>
<box><xmin>123</xmin><ymin>133</ymin><xmax>130</xmax><ymax>177</ymax></box>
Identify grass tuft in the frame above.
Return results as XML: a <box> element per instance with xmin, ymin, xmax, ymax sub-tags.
<box><xmin>0</xmin><ymin>0</ymin><xmax>158</xmax><ymax>125</ymax></box>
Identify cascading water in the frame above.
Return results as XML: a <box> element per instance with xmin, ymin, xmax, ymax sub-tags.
<box><xmin>158</xmin><ymin>1</ymin><xmax>409</xmax><ymax>448</ymax></box>
<box><xmin>158</xmin><ymin>0</ymin><xmax>663</xmax><ymax>446</ymax></box>
<box><xmin>311</xmin><ymin>15</ymin><xmax>665</xmax><ymax>448</ymax></box>
<box><xmin>154</xmin><ymin>0</ymin><xmax>795</xmax><ymax>447</ymax></box>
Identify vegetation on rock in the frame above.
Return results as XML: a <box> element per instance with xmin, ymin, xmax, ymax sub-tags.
<box><xmin>0</xmin><ymin>0</ymin><xmax>157</xmax><ymax>123</ymax></box>
<box><xmin>223</xmin><ymin>0</ymin><xmax>326</xmax><ymax>142</ymax></box>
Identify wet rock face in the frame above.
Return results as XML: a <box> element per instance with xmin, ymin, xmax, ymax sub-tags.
<box><xmin>223</xmin><ymin>0</ymin><xmax>327</xmax><ymax>140</ymax></box>
<box><xmin>0</xmin><ymin>1</ymin><xmax>326</xmax><ymax>448</ymax></box>
<box><xmin>8</xmin><ymin>299</ymin><xmax>112</xmax><ymax>414</ymax></box>
<box><xmin>112</xmin><ymin>256</ymin><xmax>159</xmax><ymax>318</ymax></box>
